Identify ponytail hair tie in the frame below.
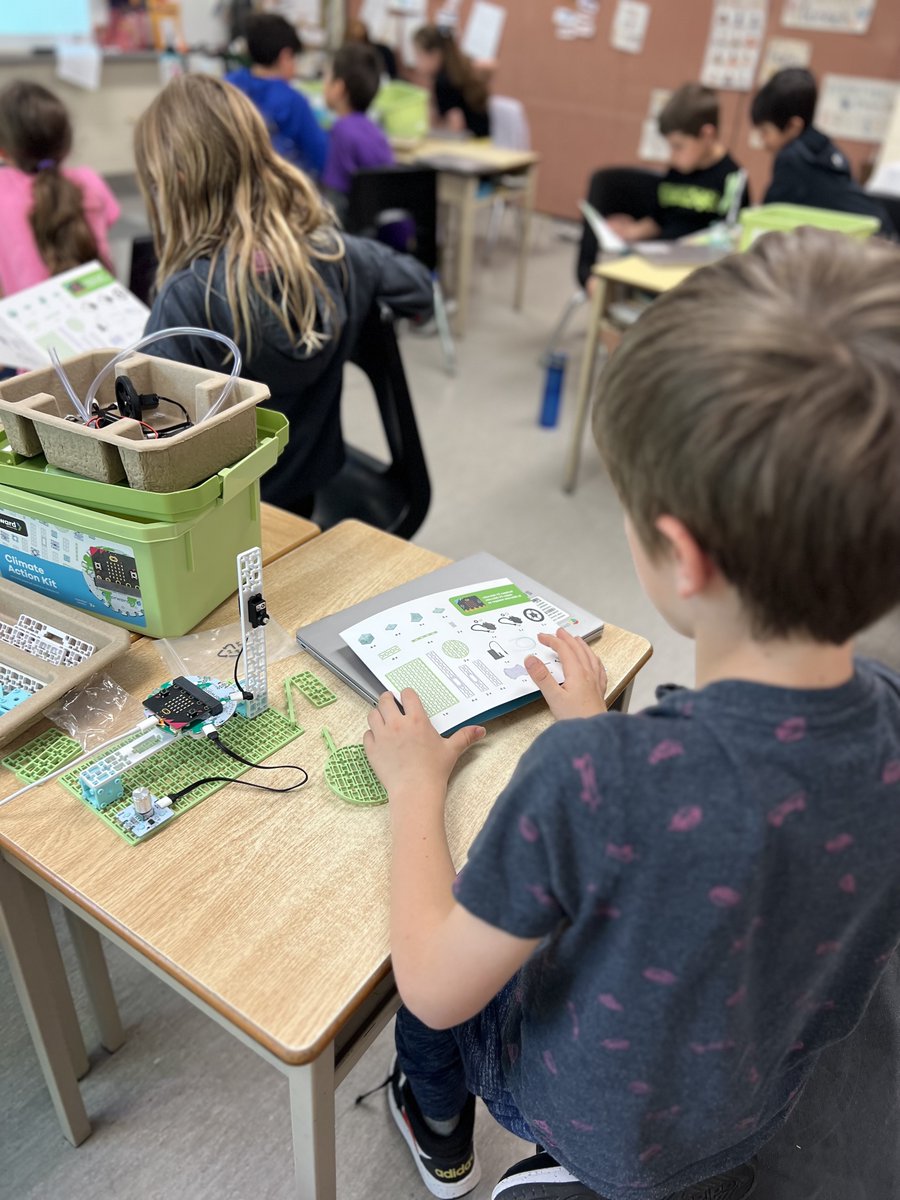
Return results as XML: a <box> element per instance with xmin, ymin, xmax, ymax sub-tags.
<box><xmin>36</xmin><ymin>158</ymin><xmax>56</xmax><ymax>171</ymax></box>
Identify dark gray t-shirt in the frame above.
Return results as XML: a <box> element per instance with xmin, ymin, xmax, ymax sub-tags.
<box><xmin>455</xmin><ymin>660</ymin><xmax>900</xmax><ymax>1200</ymax></box>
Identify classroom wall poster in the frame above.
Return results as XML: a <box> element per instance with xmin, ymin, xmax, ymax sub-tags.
<box><xmin>552</xmin><ymin>2</ymin><xmax>597</xmax><ymax>40</ymax></box>
<box><xmin>757</xmin><ymin>35</ymin><xmax>811</xmax><ymax>82</ymax></box>
<box><xmin>610</xmin><ymin>0</ymin><xmax>651</xmax><ymax>53</ymax></box>
<box><xmin>781</xmin><ymin>0</ymin><xmax>876</xmax><ymax>33</ymax></box>
<box><xmin>816</xmin><ymin>74</ymin><xmax>900</xmax><ymax>143</ymax></box>
<box><xmin>638</xmin><ymin>87</ymin><xmax>672</xmax><ymax>162</ymax></box>
<box><xmin>461</xmin><ymin>0</ymin><xmax>506</xmax><ymax>61</ymax></box>
<box><xmin>701</xmin><ymin>0</ymin><xmax>768</xmax><ymax>92</ymax></box>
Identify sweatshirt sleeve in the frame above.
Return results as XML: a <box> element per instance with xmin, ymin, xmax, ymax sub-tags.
<box><xmin>280</xmin><ymin>90</ymin><xmax>328</xmax><ymax>177</ymax></box>
<box><xmin>345</xmin><ymin>235</ymin><xmax>434</xmax><ymax>320</ymax></box>
<box><xmin>764</xmin><ymin>155</ymin><xmax>806</xmax><ymax>206</ymax></box>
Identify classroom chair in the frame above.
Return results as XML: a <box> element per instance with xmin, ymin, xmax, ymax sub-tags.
<box><xmin>345</xmin><ymin>164</ymin><xmax>456</xmax><ymax>374</ymax></box>
<box><xmin>312</xmin><ymin>302</ymin><xmax>431</xmax><ymax>540</ymax></box>
<box><xmin>129</xmin><ymin>234</ymin><xmax>158</xmax><ymax>307</ymax></box>
<box><xmin>544</xmin><ymin>166</ymin><xmax>660</xmax><ymax>358</ymax></box>
<box><xmin>868</xmin><ymin>190</ymin><xmax>900</xmax><ymax>240</ymax></box>
<box><xmin>483</xmin><ymin>95</ymin><xmax>532</xmax><ymax>260</ymax></box>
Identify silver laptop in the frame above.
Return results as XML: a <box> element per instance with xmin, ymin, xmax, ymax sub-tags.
<box><xmin>295</xmin><ymin>552</ymin><xmax>604</xmax><ymax>707</ymax></box>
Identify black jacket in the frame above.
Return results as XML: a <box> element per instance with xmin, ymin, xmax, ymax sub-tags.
<box><xmin>765</xmin><ymin>126</ymin><xmax>894</xmax><ymax>235</ymax></box>
<box><xmin>144</xmin><ymin>234</ymin><xmax>432</xmax><ymax>511</ymax></box>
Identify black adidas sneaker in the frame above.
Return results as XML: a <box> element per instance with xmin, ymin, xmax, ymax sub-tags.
<box><xmin>491</xmin><ymin>1151</ymin><xmax>757</xmax><ymax>1200</ymax></box>
<box><xmin>388</xmin><ymin>1060</ymin><xmax>481</xmax><ymax>1198</ymax></box>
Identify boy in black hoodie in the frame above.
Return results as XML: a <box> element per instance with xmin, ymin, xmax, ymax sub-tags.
<box><xmin>751</xmin><ymin>68</ymin><xmax>893</xmax><ymax>235</ymax></box>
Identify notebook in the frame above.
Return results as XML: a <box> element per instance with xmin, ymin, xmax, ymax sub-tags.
<box><xmin>295</xmin><ymin>553</ymin><xmax>604</xmax><ymax>733</ymax></box>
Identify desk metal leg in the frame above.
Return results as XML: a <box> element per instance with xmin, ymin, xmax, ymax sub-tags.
<box><xmin>453</xmin><ymin>176</ymin><xmax>478</xmax><ymax>338</ymax></box>
<box><xmin>64</xmin><ymin>909</ymin><xmax>125</xmax><ymax>1053</ymax></box>
<box><xmin>514</xmin><ymin>167</ymin><xmax>537</xmax><ymax>313</ymax></box>
<box><xmin>289</xmin><ymin>1043</ymin><xmax>336</xmax><ymax>1200</ymax></box>
<box><xmin>562</xmin><ymin>277</ymin><xmax>608</xmax><ymax>493</ymax></box>
<box><xmin>0</xmin><ymin>857</ymin><xmax>91</xmax><ymax>1146</ymax></box>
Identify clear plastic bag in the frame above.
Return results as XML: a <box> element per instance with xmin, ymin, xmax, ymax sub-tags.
<box><xmin>46</xmin><ymin>672</ymin><xmax>146</xmax><ymax>751</ymax></box>
<box><xmin>153</xmin><ymin>619</ymin><xmax>299</xmax><ymax>682</ymax></box>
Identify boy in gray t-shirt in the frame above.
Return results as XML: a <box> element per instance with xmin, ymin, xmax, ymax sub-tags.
<box><xmin>363</xmin><ymin>228</ymin><xmax>900</xmax><ymax>1200</ymax></box>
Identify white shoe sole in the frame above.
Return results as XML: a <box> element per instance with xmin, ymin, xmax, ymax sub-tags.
<box><xmin>491</xmin><ymin>1164</ymin><xmax>583</xmax><ymax>1198</ymax></box>
<box><xmin>388</xmin><ymin>1080</ymin><xmax>482</xmax><ymax>1199</ymax></box>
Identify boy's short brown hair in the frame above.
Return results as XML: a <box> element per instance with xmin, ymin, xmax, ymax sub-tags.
<box><xmin>658</xmin><ymin>83</ymin><xmax>719</xmax><ymax>137</ymax></box>
<box><xmin>592</xmin><ymin>227</ymin><xmax>900</xmax><ymax>644</ymax></box>
<box><xmin>331</xmin><ymin>43</ymin><xmax>382</xmax><ymax>112</ymax></box>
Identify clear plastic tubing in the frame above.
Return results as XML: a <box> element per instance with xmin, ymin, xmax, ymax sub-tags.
<box><xmin>49</xmin><ymin>346</ymin><xmax>91</xmax><ymax>422</ymax></box>
<box><xmin>81</xmin><ymin>327</ymin><xmax>242</xmax><ymax>423</ymax></box>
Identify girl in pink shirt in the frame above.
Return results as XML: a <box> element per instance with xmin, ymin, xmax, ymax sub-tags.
<box><xmin>0</xmin><ymin>81</ymin><xmax>120</xmax><ymax>296</ymax></box>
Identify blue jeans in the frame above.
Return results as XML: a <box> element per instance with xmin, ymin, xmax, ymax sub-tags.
<box><xmin>394</xmin><ymin>980</ymin><xmax>535</xmax><ymax>1143</ymax></box>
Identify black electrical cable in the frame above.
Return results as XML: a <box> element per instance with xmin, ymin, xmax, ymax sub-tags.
<box><xmin>166</xmin><ymin>732</ymin><xmax>309</xmax><ymax>802</ymax></box>
<box><xmin>232</xmin><ymin>645</ymin><xmax>253</xmax><ymax>701</ymax></box>
<box><xmin>207</xmin><ymin>732</ymin><xmax>307</xmax><ymax>780</ymax></box>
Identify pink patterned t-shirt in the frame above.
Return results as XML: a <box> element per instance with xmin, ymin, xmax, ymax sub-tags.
<box><xmin>0</xmin><ymin>164</ymin><xmax>120</xmax><ymax>296</ymax></box>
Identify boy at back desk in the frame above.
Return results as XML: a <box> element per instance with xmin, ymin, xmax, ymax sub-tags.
<box><xmin>751</xmin><ymin>68</ymin><xmax>894</xmax><ymax>236</ymax></box>
<box><xmin>606</xmin><ymin>83</ymin><xmax>748</xmax><ymax>249</ymax></box>
<box><xmin>322</xmin><ymin>42</ymin><xmax>394</xmax><ymax>221</ymax></box>
<box><xmin>364</xmin><ymin>227</ymin><xmax>900</xmax><ymax>1200</ymax></box>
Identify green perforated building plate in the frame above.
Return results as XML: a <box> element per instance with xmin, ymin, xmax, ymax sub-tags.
<box><xmin>322</xmin><ymin>728</ymin><xmax>387</xmax><ymax>807</ymax></box>
<box><xmin>286</xmin><ymin>671</ymin><xmax>337</xmax><ymax>711</ymax></box>
<box><xmin>60</xmin><ymin>708</ymin><xmax>304</xmax><ymax>846</ymax></box>
<box><xmin>3</xmin><ymin>728</ymin><xmax>82</xmax><ymax>783</ymax></box>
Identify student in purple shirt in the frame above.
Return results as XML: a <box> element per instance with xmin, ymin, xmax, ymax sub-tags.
<box><xmin>322</xmin><ymin>43</ymin><xmax>394</xmax><ymax>219</ymax></box>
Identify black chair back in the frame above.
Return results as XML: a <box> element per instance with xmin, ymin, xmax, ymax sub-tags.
<box><xmin>576</xmin><ymin>166</ymin><xmax>661</xmax><ymax>288</ymax></box>
<box><xmin>129</xmin><ymin>235</ymin><xmax>158</xmax><ymax>307</ymax></box>
<box><xmin>345</xmin><ymin>165</ymin><xmax>439</xmax><ymax>272</ymax></box>
<box><xmin>313</xmin><ymin>304</ymin><xmax>431</xmax><ymax>540</ymax></box>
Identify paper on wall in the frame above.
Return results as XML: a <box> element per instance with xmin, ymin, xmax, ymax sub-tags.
<box><xmin>610</xmin><ymin>0</ymin><xmax>650</xmax><ymax>53</ymax></box>
<box><xmin>757</xmin><ymin>35</ymin><xmax>811</xmax><ymax>82</ymax></box>
<box><xmin>552</xmin><ymin>4</ymin><xmax>597</xmax><ymax>39</ymax></box>
<box><xmin>55</xmin><ymin>40</ymin><xmax>102</xmax><ymax>92</ymax></box>
<box><xmin>461</xmin><ymin>0</ymin><xmax>506</xmax><ymax>61</ymax></box>
<box><xmin>781</xmin><ymin>0</ymin><xmax>876</xmax><ymax>34</ymax></box>
<box><xmin>817</xmin><ymin>74</ymin><xmax>900</xmax><ymax>143</ymax></box>
<box><xmin>435</xmin><ymin>0</ymin><xmax>463</xmax><ymax>29</ymax></box>
<box><xmin>701</xmin><ymin>0</ymin><xmax>768</xmax><ymax>92</ymax></box>
<box><xmin>0</xmin><ymin>262</ymin><xmax>149</xmax><ymax>373</ymax></box>
<box><xmin>638</xmin><ymin>88</ymin><xmax>672</xmax><ymax>162</ymax></box>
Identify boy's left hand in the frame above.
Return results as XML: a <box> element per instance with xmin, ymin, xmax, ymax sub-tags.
<box><xmin>364</xmin><ymin>689</ymin><xmax>486</xmax><ymax>802</ymax></box>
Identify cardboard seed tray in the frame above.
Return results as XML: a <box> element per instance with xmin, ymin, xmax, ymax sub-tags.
<box><xmin>0</xmin><ymin>350</ymin><xmax>269</xmax><ymax>492</ymax></box>
<box><xmin>0</xmin><ymin>577</ymin><xmax>130</xmax><ymax>749</ymax></box>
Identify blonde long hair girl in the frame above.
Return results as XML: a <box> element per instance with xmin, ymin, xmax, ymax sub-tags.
<box><xmin>134</xmin><ymin>73</ymin><xmax>343</xmax><ymax>356</ymax></box>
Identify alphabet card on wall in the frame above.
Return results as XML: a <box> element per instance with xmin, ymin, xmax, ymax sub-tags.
<box><xmin>701</xmin><ymin>0</ymin><xmax>768</xmax><ymax>92</ymax></box>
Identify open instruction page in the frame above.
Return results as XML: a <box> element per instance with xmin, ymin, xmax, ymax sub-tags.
<box><xmin>340</xmin><ymin>577</ymin><xmax>580</xmax><ymax>733</ymax></box>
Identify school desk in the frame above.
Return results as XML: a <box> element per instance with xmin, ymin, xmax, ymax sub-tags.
<box><xmin>0</xmin><ymin>519</ymin><xmax>652</xmax><ymax>1198</ymax></box>
<box><xmin>397</xmin><ymin>138</ymin><xmax>540</xmax><ymax>336</ymax></box>
<box><xmin>562</xmin><ymin>256</ymin><xmax>697</xmax><ymax>493</ymax></box>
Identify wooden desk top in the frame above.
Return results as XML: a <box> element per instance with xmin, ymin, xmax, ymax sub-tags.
<box><xmin>0</xmin><ymin>521</ymin><xmax>651</xmax><ymax>1064</ymax></box>
<box><xmin>593</xmin><ymin>254</ymin><xmax>697</xmax><ymax>293</ymax></box>
<box><xmin>259</xmin><ymin>503</ymin><xmax>319</xmax><ymax>566</ymax></box>
<box><xmin>399</xmin><ymin>137</ymin><xmax>539</xmax><ymax>174</ymax></box>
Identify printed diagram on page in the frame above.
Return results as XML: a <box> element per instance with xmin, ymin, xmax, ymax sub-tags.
<box><xmin>341</xmin><ymin>578</ymin><xmax>585</xmax><ymax>733</ymax></box>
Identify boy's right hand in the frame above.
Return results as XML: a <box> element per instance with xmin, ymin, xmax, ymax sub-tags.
<box><xmin>525</xmin><ymin>628</ymin><xmax>608</xmax><ymax>721</ymax></box>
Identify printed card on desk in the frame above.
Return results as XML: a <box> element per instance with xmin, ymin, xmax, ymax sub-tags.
<box><xmin>0</xmin><ymin>262</ymin><xmax>149</xmax><ymax>371</ymax></box>
<box><xmin>341</xmin><ymin>578</ymin><xmax>588</xmax><ymax>733</ymax></box>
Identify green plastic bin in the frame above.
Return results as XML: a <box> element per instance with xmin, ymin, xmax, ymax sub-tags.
<box><xmin>738</xmin><ymin>203</ymin><xmax>880</xmax><ymax>250</ymax></box>
<box><xmin>371</xmin><ymin>81</ymin><xmax>429</xmax><ymax>140</ymax></box>
<box><xmin>0</xmin><ymin>408</ymin><xmax>287</xmax><ymax>520</ymax></box>
<box><xmin>0</xmin><ymin>410</ymin><xmax>288</xmax><ymax>637</ymax></box>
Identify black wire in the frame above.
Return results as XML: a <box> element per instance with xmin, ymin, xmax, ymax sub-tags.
<box><xmin>158</xmin><ymin>395</ymin><xmax>191</xmax><ymax>424</ymax></box>
<box><xmin>232</xmin><ymin>645</ymin><xmax>253</xmax><ymax>700</ymax></box>
<box><xmin>208</xmin><ymin>733</ymin><xmax>308</xmax><ymax>782</ymax></box>
<box><xmin>167</xmin><ymin>771</ymin><xmax>308</xmax><ymax>803</ymax></box>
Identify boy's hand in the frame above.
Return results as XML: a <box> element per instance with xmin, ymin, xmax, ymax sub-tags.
<box><xmin>606</xmin><ymin>213</ymin><xmax>638</xmax><ymax>239</ymax></box>
<box><xmin>364</xmin><ymin>689</ymin><xmax>486</xmax><ymax>802</ymax></box>
<box><xmin>526</xmin><ymin>628</ymin><xmax>607</xmax><ymax>721</ymax></box>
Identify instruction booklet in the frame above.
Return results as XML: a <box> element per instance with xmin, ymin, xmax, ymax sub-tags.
<box><xmin>340</xmin><ymin>576</ymin><xmax>601</xmax><ymax>733</ymax></box>
<box><xmin>0</xmin><ymin>261</ymin><xmax>149</xmax><ymax>372</ymax></box>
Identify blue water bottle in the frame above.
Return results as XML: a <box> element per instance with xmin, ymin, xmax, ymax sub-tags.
<box><xmin>539</xmin><ymin>352</ymin><xmax>567</xmax><ymax>428</ymax></box>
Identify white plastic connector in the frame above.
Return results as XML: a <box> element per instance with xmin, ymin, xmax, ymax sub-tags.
<box><xmin>137</xmin><ymin>715</ymin><xmax>161</xmax><ymax>732</ymax></box>
<box><xmin>201</xmin><ymin>723</ymin><xmax>218</xmax><ymax>737</ymax></box>
<box><xmin>157</xmin><ymin>796</ymin><xmax>173</xmax><ymax>809</ymax></box>
<box><xmin>228</xmin><ymin>691</ymin><xmax>243</xmax><ymax>702</ymax></box>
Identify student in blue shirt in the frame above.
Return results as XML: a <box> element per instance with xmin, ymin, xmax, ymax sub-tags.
<box><xmin>226</xmin><ymin>13</ymin><xmax>327</xmax><ymax>177</ymax></box>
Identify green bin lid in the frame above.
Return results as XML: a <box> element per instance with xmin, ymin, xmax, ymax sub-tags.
<box><xmin>0</xmin><ymin>407</ymin><xmax>288</xmax><ymax>521</ymax></box>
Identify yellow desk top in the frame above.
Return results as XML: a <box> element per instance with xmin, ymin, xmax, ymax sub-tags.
<box><xmin>0</xmin><ymin>521</ymin><xmax>651</xmax><ymax>1064</ymax></box>
<box><xmin>593</xmin><ymin>254</ymin><xmax>697</xmax><ymax>294</ymax></box>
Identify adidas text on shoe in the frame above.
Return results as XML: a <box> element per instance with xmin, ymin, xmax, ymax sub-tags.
<box><xmin>388</xmin><ymin>1062</ymin><xmax>481</xmax><ymax>1198</ymax></box>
